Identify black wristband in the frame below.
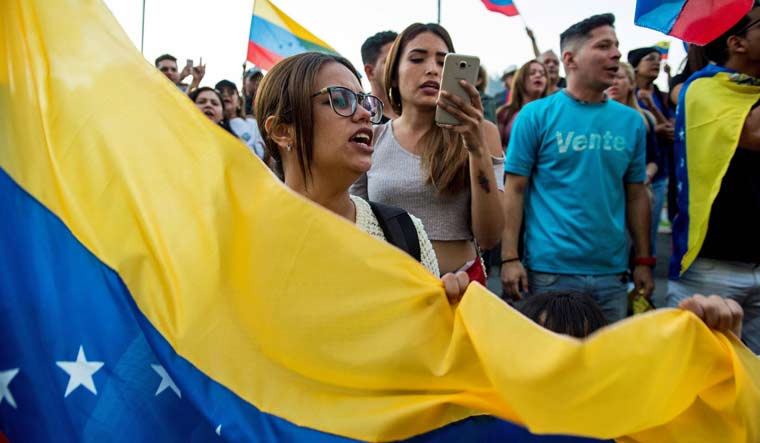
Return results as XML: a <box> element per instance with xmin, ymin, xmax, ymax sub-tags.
<box><xmin>500</xmin><ymin>257</ymin><xmax>520</xmax><ymax>265</ymax></box>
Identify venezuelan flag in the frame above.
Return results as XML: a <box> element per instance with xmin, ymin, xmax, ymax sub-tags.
<box><xmin>2</xmin><ymin>0</ymin><xmax>760</xmax><ymax>442</ymax></box>
<box><xmin>634</xmin><ymin>0</ymin><xmax>754</xmax><ymax>45</ymax></box>
<box><xmin>481</xmin><ymin>0</ymin><xmax>520</xmax><ymax>17</ymax></box>
<box><xmin>247</xmin><ymin>0</ymin><xmax>338</xmax><ymax>70</ymax></box>
<box><xmin>654</xmin><ymin>41</ymin><xmax>670</xmax><ymax>60</ymax></box>
<box><xmin>670</xmin><ymin>64</ymin><xmax>760</xmax><ymax>278</ymax></box>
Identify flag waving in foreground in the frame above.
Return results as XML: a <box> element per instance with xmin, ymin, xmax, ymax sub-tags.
<box><xmin>670</xmin><ymin>64</ymin><xmax>760</xmax><ymax>277</ymax></box>
<box><xmin>634</xmin><ymin>0</ymin><xmax>754</xmax><ymax>45</ymax></box>
<box><xmin>2</xmin><ymin>0</ymin><xmax>760</xmax><ymax>442</ymax></box>
<box><xmin>481</xmin><ymin>0</ymin><xmax>520</xmax><ymax>17</ymax></box>
<box><xmin>247</xmin><ymin>0</ymin><xmax>338</xmax><ymax>70</ymax></box>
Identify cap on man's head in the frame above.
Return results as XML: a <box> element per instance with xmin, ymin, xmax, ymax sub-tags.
<box><xmin>501</xmin><ymin>64</ymin><xmax>518</xmax><ymax>79</ymax></box>
<box><xmin>627</xmin><ymin>47</ymin><xmax>659</xmax><ymax>68</ymax></box>
<box><xmin>215</xmin><ymin>79</ymin><xmax>238</xmax><ymax>93</ymax></box>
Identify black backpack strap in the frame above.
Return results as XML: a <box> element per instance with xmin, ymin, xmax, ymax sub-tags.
<box><xmin>368</xmin><ymin>201</ymin><xmax>421</xmax><ymax>263</ymax></box>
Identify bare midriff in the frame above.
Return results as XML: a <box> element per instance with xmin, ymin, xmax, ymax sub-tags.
<box><xmin>431</xmin><ymin>239</ymin><xmax>478</xmax><ymax>275</ymax></box>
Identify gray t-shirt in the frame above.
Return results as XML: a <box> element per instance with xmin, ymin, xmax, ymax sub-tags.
<box><xmin>351</xmin><ymin>122</ymin><xmax>504</xmax><ymax>241</ymax></box>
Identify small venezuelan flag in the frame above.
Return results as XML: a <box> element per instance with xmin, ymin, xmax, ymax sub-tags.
<box><xmin>654</xmin><ymin>40</ymin><xmax>670</xmax><ymax>60</ymax></box>
<box><xmin>635</xmin><ymin>0</ymin><xmax>754</xmax><ymax>45</ymax></box>
<box><xmin>481</xmin><ymin>0</ymin><xmax>519</xmax><ymax>17</ymax></box>
<box><xmin>247</xmin><ymin>0</ymin><xmax>338</xmax><ymax>70</ymax></box>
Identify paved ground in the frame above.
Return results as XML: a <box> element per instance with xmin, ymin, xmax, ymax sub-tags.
<box><xmin>485</xmin><ymin>233</ymin><xmax>673</xmax><ymax>308</ymax></box>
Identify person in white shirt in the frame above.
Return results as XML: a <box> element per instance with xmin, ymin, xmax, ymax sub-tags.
<box><xmin>215</xmin><ymin>79</ymin><xmax>265</xmax><ymax>159</ymax></box>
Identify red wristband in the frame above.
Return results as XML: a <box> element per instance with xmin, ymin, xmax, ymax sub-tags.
<box><xmin>634</xmin><ymin>256</ymin><xmax>656</xmax><ymax>267</ymax></box>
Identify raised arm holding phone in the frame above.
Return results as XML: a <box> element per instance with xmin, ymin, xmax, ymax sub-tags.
<box><xmin>186</xmin><ymin>57</ymin><xmax>205</xmax><ymax>93</ymax></box>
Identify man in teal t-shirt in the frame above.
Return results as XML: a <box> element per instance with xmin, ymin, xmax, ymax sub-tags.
<box><xmin>500</xmin><ymin>13</ymin><xmax>654</xmax><ymax>322</ymax></box>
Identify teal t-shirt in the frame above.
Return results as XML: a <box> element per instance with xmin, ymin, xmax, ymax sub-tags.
<box><xmin>505</xmin><ymin>91</ymin><xmax>647</xmax><ymax>274</ymax></box>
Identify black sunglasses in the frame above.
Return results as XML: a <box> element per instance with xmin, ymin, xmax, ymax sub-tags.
<box><xmin>311</xmin><ymin>86</ymin><xmax>384</xmax><ymax>124</ymax></box>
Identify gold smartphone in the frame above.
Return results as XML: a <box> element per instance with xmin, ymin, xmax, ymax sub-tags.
<box><xmin>435</xmin><ymin>54</ymin><xmax>480</xmax><ymax>126</ymax></box>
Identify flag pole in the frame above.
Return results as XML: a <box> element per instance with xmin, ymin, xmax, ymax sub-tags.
<box><xmin>140</xmin><ymin>0</ymin><xmax>146</xmax><ymax>54</ymax></box>
<box><xmin>437</xmin><ymin>0</ymin><xmax>441</xmax><ymax>24</ymax></box>
<box><xmin>519</xmin><ymin>14</ymin><xmax>527</xmax><ymax>28</ymax></box>
<box><xmin>515</xmin><ymin>1</ymin><xmax>528</xmax><ymax>30</ymax></box>
<box><xmin>245</xmin><ymin>0</ymin><xmax>257</xmax><ymax>77</ymax></box>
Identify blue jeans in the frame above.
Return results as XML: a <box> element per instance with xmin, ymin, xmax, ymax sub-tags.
<box><xmin>527</xmin><ymin>271</ymin><xmax>629</xmax><ymax>323</ymax></box>
<box><xmin>667</xmin><ymin>258</ymin><xmax>760</xmax><ymax>354</ymax></box>
<box><xmin>649</xmin><ymin>179</ymin><xmax>667</xmax><ymax>257</ymax></box>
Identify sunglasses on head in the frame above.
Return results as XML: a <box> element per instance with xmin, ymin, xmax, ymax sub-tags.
<box><xmin>311</xmin><ymin>86</ymin><xmax>384</xmax><ymax>124</ymax></box>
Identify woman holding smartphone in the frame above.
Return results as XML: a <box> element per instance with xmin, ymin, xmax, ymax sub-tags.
<box><xmin>351</xmin><ymin>23</ymin><xmax>504</xmax><ymax>284</ymax></box>
<box><xmin>256</xmin><ymin>51</ymin><xmax>469</xmax><ymax>303</ymax></box>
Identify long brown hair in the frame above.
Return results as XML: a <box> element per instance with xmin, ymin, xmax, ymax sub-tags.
<box><xmin>384</xmin><ymin>23</ymin><xmax>468</xmax><ymax>196</ymax></box>
<box><xmin>255</xmin><ymin>52</ymin><xmax>360</xmax><ymax>182</ymax></box>
<box><xmin>496</xmin><ymin>60</ymin><xmax>548</xmax><ymax>126</ymax></box>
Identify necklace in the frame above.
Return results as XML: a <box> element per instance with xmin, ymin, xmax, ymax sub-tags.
<box><xmin>563</xmin><ymin>89</ymin><xmax>607</xmax><ymax>104</ymax></box>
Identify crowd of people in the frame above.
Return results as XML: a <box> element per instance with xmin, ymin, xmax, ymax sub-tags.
<box><xmin>153</xmin><ymin>10</ymin><xmax>757</xmax><ymax>349</ymax></box>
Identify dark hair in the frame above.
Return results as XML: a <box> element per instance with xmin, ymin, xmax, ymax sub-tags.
<box><xmin>154</xmin><ymin>53</ymin><xmax>177</xmax><ymax>67</ymax></box>
<box><xmin>245</xmin><ymin>68</ymin><xmax>264</xmax><ymax>81</ymax></box>
<box><xmin>188</xmin><ymin>87</ymin><xmax>234</xmax><ymax>135</ymax></box>
<box><xmin>703</xmin><ymin>4</ymin><xmax>759</xmax><ymax>65</ymax></box>
<box><xmin>361</xmin><ymin>31</ymin><xmax>398</xmax><ymax>66</ymax></box>
<box><xmin>673</xmin><ymin>45</ymin><xmax>710</xmax><ymax>81</ymax></box>
<box><xmin>559</xmin><ymin>13</ymin><xmax>616</xmax><ymax>53</ymax></box>
<box><xmin>686</xmin><ymin>45</ymin><xmax>710</xmax><ymax>74</ymax></box>
<box><xmin>516</xmin><ymin>292</ymin><xmax>608</xmax><ymax>338</ymax></box>
<box><xmin>384</xmin><ymin>23</ymin><xmax>469</xmax><ymax>196</ymax></box>
<box><xmin>188</xmin><ymin>86</ymin><xmax>222</xmax><ymax>105</ymax></box>
<box><xmin>255</xmin><ymin>52</ymin><xmax>360</xmax><ymax>182</ymax></box>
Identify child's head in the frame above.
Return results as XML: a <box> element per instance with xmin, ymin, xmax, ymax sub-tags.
<box><xmin>517</xmin><ymin>292</ymin><xmax>608</xmax><ymax>338</ymax></box>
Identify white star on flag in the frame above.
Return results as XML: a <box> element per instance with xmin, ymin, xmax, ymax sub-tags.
<box><xmin>151</xmin><ymin>364</ymin><xmax>181</xmax><ymax>398</ymax></box>
<box><xmin>56</xmin><ymin>346</ymin><xmax>104</xmax><ymax>397</ymax></box>
<box><xmin>0</xmin><ymin>368</ymin><xmax>19</xmax><ymax>408</ymax></box>
<box><xmin>216</xmin><ymin>425</ymin><xmax>222</xmax><ymax>436</ymax></box>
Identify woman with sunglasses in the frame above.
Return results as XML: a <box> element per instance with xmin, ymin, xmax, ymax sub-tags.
<box><xmin>352</xmin><ymin>23</ymin><xmax>505</xmax><ymax>285</ymax></box>
<box><xmin>256</xmin><ymin>52</ymin><xmax>469</xmax><ymax>303</ymax></box>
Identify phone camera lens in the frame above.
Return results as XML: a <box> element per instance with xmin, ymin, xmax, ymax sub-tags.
<box><xmin>459</xmin><ymin>61</ymin><xmax>467</xmax><ymax>69</ymax></box>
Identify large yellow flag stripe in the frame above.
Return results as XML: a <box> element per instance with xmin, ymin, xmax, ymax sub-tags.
<box><xmin>1</xmin><ymin>0</ymin><xmax>759</xmax><ymax>442</ymax></box>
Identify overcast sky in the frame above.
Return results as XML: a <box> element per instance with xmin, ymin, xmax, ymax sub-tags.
<box><xmin>104</xmin><ymin>0</ymin><xmax>682</xmax><ymax>91</ymax></box>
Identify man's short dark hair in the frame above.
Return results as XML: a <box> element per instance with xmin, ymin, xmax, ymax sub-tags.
<box><xmin>559</xmin><ymin>13</ymin><xmax>615</xmax><ymax>53</ymax></box>
<box><xmin>704</xmin><ymin>4</ymin><xmax>759</xmax><ymax>65</ymax></box>
<box><xmin>360</xmin><ymin>31</ymin><xmax>398</xmax><ymax>66</ymax></box>
<box><xmin>155</xmin><ymin>53</ymin><xmax>177</xmax><ymax>67</ymax></box>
